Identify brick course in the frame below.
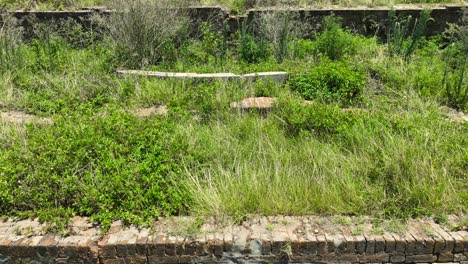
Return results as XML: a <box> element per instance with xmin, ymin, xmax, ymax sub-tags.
<box><xmin>0</xmin><ymin>217</ymin><xmax>466</xmax><ymax>263</ymax></box>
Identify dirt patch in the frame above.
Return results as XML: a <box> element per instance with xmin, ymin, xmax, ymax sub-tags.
<box><xmin>230</xmin><ymin>97</ymin><xmax>277</xmax><ymax>111</ymax></box>
<box><xmin>129</xmin><ymin>105</ymin><xmax>168</xmax><ymax>118</ymax></box>
<box><xmin>440</xmin><ymin>106</ymin><xmax>468</xmax><ymax>123</ymax></box>
<box><xmin>0</xmin><ymin>110</ymin><xmax>53</xmax><ymax>125</ymax></box>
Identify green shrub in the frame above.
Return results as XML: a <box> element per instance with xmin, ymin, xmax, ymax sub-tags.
<box><xmin>238</xmin><ymin>21</ymin><xmax>270</xmax><ymax>64</ymax></box>
<box><xmin>0</xmin><ymin>110</ymin><xmax>191</xmax><ymax>230</ymax></box>
<box><xmin>277</xmin><ymin>99</ymin><xmax>360</xmax><ymax>136</ymax></box>
<box><xmin>199</xmin><ymin>22</ymin><xmax>228</xmax><ymax>65</ymax></box>
<box><xmin>290</xmin><ymin>60</ymin><xmax>366</xmax><ymax>105</ymax></box>
<box><xmin>289</xmin><ymin>39</ymin><xmax>315</xmax><ymax>59</ymax></box>
<box><xmin>313</xmin><ymin>15</ymin><xmax>358</xmax><ymax>60</ymax></box>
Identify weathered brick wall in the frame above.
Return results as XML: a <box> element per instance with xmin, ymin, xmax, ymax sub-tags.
<box><xmin>1</xmin><ymin>216</ymin><xmax>467</xmax><ymax>263</ymax></box>
<box><xmin>244</xmin><ymin>6</ymin><xmax>465</xmax><ymax>38</ymax></box>
<box><xmin>1</xmin><ymin>6</ymin><xmax>466</xmax><ymax>39</ymax></box>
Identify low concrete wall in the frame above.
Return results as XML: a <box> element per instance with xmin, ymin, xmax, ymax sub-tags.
<box><xmin>0</xmin><ymin>216</ymin><xmax>467</xmax><ymax>263</ymax></box>
<box><xmin>1</xmin><ymin>5</ymin><xmax>466</xmax><ymax>39</ymax></box>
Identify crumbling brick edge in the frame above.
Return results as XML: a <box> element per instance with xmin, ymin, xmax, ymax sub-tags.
<box><xmin>0</xmin><ymin>216</ymin><xmax>467</xmax><ymax>263</ymax></box>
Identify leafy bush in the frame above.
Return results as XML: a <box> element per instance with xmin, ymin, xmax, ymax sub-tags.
<box><xmin>0</xmin><ymin>110</ymin><xmax>190</xmax><ymax>230</ymax></box>
<box><xmin>238</xmin><ymin>21</ymin><xmax>270</xmax><ymax>63</ymax></box>
<box><xmin>199</xmin><ymin>22</ymin><xmax>228</xmax><ymax>65</ymax></box>
<box><xmin>277</xmin><ymin>99</ymin><xmax>360</xmax><ymax>136</ymax></box>
<box><xmin>290</xmin><ymin>60</ymin><xmax>366</xmax><ymax>105</ymax></box>
<box><xmin>313</xmin><ymin>15</ymin><xmax>358</xmax><ymax>60</ymax></box>
<box><xmin>289</xmin><ymin>39</ymin><xmax>315</xmax><ymax>59</ymax></box>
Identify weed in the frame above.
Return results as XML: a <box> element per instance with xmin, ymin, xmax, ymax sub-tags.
<box><xmin>313</xmin><ymin>15</ymin><xmax>359</xmax><ymax>61</ymax></box>
<box><xmin>281</xmin><ymin>242</ymin><xmax>292</xmax><ymax>259</ymax></box>
<box><xmin>104</xmin><ymin>0</ymin><xmax>190</xmax><ymax>68</ymax></box>
<box><xmin>332</xmin><ymin>216</ymin><xmax>352</xmax><ymax>226</ymax></box>
<box><xmin>290</xmin><ymin>59</ymin><xmax>366</xmax><ymax>105</ymax></box>
<box><xmin>266</xmin><ymin>223</ymin><xmax>274</xmax><ymax>231</ymax></box>
<box><xmin>387</xmin><ymin>9</ymin><xmax>432</xmax><ymax>59</ymax></box>
<box><xmin>370</xmin><ymin>227</ymin><xmax>385</xmax><ymax>235</ymax></box>
<box><xmin>168</xmin><ymin>217</ymin><xmax>204</xmax><ymax>238</ymax></box>
<box><xmin>238</xmin><ymin>19</ymin><xmax>270</xmax><ymax>63</ymax></box>
<box><xmin>351</xmin><ymin>226</ymin><xmax>365</xmax><ymax>235</ymax></box>
<box><xmin>442</xmin><ymin>10</ymin><xmax>467</xmax><ymax>111</ymax></box>
<box><xmin>258</xmin><ymin>10</ymin><xmax>297</xmax><ymax>62</ymax></box>
<box><xmin>383</xmin><ymin>219</ymin><xmax>406</xmax><ymax>234</ymax></box>
<box><xmin>0</xmin><ymin>15</ymin><xmax>24</xmax><ymax>72</ymax></box>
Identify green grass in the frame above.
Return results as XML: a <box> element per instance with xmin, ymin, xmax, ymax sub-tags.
<box><xmin>0</xmin><ymin>11</ymin><xmax>467</xmax><ymax>232</ymax></box>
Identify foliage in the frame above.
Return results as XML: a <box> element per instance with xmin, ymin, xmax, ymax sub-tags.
<box><xmin>290</xmin><ymin>60</ymin><xmax>366</xmax><ymax>105</ymax></box>
<box><xmin>277</xmin><ymin>99</ymin><xmax>360</xmax><ymax>136</ymax></box>
<box><xmin>237</xmin><ymin>20</ymin><xmax>270</xmax><ymax>63</ymax></box>
<box><xmin>442</xmin><ymin>11</ymin><xmax>468</xmax><ymax>110</ymax></box>
<box><xmin>258</xmin><ymin>10</ymin><xmax>297</xmax><ymax>62</ymax></box>
<box><xmin>313</xmin><ymin>15</ymin><xmax>358</xmax><ymax>61</ymax></box>
<box><xmin>0</xmin><ymin>15</ymin><xmax>24</xmax><ymax>72</ymax></box>
<box><xmin>199</xmin><ymin>22</ymin><xmax>229</xmax><ymax>65</ymax></box>
<box><xmin>0</xmin><ymin>110</ymin><xmax>191</xmax><ymax>231</ymax></box>
<box><xmin>387</xmin><ymin>9</ymin><xmax>432</xmax><ymax>58</ymax></box>
<box><xmin>289</xmin><ymin>39</ymin><xmax>315</xmax><ymax>59</ymax></box>
<box><xmin>104</xmin><ymin>0</ymin><xmax>190</xmax><ymax>68</ymax></box>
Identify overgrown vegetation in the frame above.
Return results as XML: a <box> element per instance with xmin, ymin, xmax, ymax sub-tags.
<box><xmin>0</xmin><ymin>6</ymin><xmax>467</xmax><ymax>233</ymax></box>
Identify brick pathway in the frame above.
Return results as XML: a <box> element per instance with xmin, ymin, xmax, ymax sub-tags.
<box><xmin>0</xmin><ymin>216</ymin><xmax>467</xmax><ymax>263</ymax></box>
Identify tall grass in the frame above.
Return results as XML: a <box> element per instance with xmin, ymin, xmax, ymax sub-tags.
<box><xmin>104</xmin><ymin>0</ymin><xmax>190</xmax><ymax>68</ymax></box>
<box><xmin>183</xmin><ymin>93</ymin><xmax>467</xmax><ymax>218</ymax></box>
<box><xmin>387</xmin><ymin>9</ymin><xmax>432</xmax><ymax>59</ymax></box>
<box><xmin>0</xmin><ymin>15</ymin><xmax>24</xmax><ymax>72</ymax></box>
<box><xmin>442</xmin><ymin>9</ymin><xmax>467</xmax><ymax>110</ymax></box>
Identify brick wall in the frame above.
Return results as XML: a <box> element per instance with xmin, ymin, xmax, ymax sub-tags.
<box><xmin>1</xmin><ymin>6</ymin><xmax>466</xmax><ymax>39</ymax></box>
<box><xmin>0</xmin><ymin>216</ymin><xmax>467</xmax><ymax>263</ymax></box>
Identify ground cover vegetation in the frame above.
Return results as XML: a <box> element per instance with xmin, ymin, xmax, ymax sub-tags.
<box><xmin>0</xmin><ymin>0</ymin><xmax>467</xmax><ymax>232</ymax></box>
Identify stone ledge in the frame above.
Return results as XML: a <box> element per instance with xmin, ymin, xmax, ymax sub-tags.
<box><xmin>116</xmin><ymin>70</ymin><xmax>289</xmax><ymax>83</ymax></box>
<box><xmin>0</xmin><ymin>216</ymin><xmax>467</xmax><ymax>263</ymax></box>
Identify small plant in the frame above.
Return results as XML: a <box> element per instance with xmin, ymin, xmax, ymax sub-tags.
<box><xmin>168</xmin><ymin>217</ymin><xmax>204</xmax><ymax>239</ymax></box>
<box><xmin>199</xmin><ymin>22</ymin><xmax>228</xmax><ymax>65</ymax></box>
<box><xmin>382</xmin><ymin>219</ymin><xmax>406</xmax><ymax>234</ymax></box>
<box><xmin>266</xmin><ymin>223</ymin><xmax>274</xmax><ymax>232</ymax></box>
<box><xmin>280</xmin><ymin>242</ymin><xmax>293</xmax><ymax>259</ymax></box>
<box><xmin>370</xmin><ymin>227</ymin><xmax>385</xmax><ymax>235</ymax></box>
<box><xmin>289</xmin><ymin>39</ymin><xmax>315</xmax><ymax>59</ymax></box>
<box><xmin>351</xmin><ymin>226</ymin><xmax>365</xmax><ymax>235</ymax></box>
<box><xmin>238</xmin><ymin>19</ymin><xmax>269</xmax><ymax>63</ymax></box>
<box><xmin>313</xmin><ymin>15</ymin><xmax>358</xmax><ymax>61</ymax></box>
<box><xmin>332</xmin><ymin>216</ymin><xmax>352</xmax><ymax>225</ymax></box>
<box><xmin>277</xmin><ymin>99</ymin><xmax>360</xmax><ymax>136</ymax></box>
<box><xmin>290</xmin><ymin>60</ymin><xmax>366</xmax><ymax>105</ymax></box>
<box><xmin>387</xmin><ymin>9</ymin><xmax>432</xmax><ymax>59</ymax></box>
